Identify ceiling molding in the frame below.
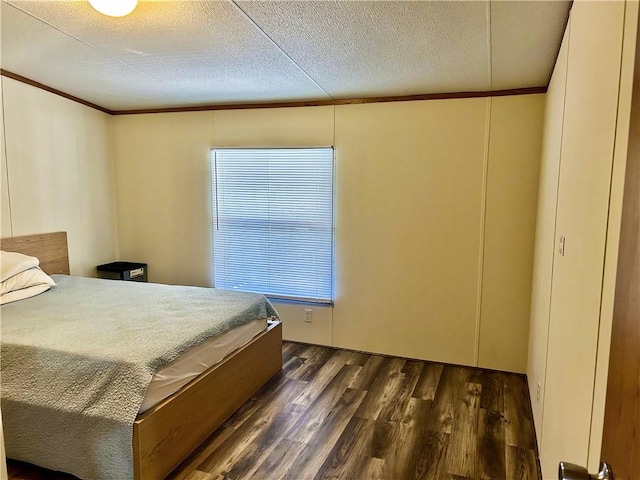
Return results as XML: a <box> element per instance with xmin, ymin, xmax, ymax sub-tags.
<box><xmin>1</xmin><ymin>69</ymin><xmax>546</xmax><ymax>116</ymax></box>
<box><xmin>112</xmin><ymin>87</ymin><xmax>547</xmax><ymax>115</ymax></box>
<box><xmin>1</xmin><ymin>69</ymin><xmax>113</xmax><ymax>115</ymax></box>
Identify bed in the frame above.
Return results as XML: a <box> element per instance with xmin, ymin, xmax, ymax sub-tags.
<box><xmin>0</xmin><ymin>232</ymin><xmax>283</xmax><ymax>480</ymax></box>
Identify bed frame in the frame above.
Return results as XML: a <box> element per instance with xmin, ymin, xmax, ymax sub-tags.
<box><xmin>1</xmin><ymin>232</ymin><xmax>283</xmax><ymax>480</ymax></box>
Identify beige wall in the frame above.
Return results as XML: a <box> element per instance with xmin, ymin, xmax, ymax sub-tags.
<box><xmin>113</xmin><ymin>95</ymin><xmax>544</xmax><ymax>372</ymax></box>
<box><xmin>332</xmin><ymin>99</ymin><xmax>487</xmax><ymax>366</ymax></box>
<box><xmin>0</xmin><ymin>78</ymin><xmax>118</xmax><ymax>275</ymax></box>
<box><xmin>527</xmin><ymin>0</ymin><xmax>637</xmax><ymax>477</ymax></box>
<box><xmin>1</xmin><ymin>78</ymin><xmax>10</xmax><ymax>238</ymax></box>
<box><xmin>112</xmin><ymin>111</ymin><xmax>214</xmax><ymax>288</ymax></box>
<box><xmin>0</xmin><ymin>9</ymin><xmax>7</xmax><ymax>477</ymax></box>
<box><xmin>478</xmin><ymin>95</ymin><xmax>544</xmax><ymax>371</ymax></box>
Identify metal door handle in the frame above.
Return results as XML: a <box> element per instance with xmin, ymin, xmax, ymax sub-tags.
<box><xmin>558</xmin><ymin>462</ymin><xmax>612</xmax><ymax>480</ymax></box>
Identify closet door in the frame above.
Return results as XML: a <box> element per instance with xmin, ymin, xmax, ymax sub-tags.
<box><xmin>527</xmin><ymin>17</ymin><xmax>570</xmax><ymax>437</ymax></box>
<box><xmin>540</xmin><ymin>0</ymin><xmax>625</xmax><ymax>474</ymax></box>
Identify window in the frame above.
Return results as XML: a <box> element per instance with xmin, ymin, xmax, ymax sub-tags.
<box><xmin>211</xmin><ymin>148</ymin><xmax>334</xmax><ymax>304</ymax></box>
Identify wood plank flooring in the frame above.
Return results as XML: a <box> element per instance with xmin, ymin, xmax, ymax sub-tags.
<box><xmin>7</xmin><ymin>342</ymin><xmax>541</xmax><ymax>480</ymax></box>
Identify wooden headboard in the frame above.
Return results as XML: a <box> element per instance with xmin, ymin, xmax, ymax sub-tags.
<box><xmin>0</xmin><ymin>232</ymin><xmax>70</xmax><ymax>275</ymax></box>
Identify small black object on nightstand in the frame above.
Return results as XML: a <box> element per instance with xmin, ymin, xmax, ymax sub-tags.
<box><xmin>97</xmin><ymin>262</ymin><xmax>148</xmax><ymax>282</ymax></box>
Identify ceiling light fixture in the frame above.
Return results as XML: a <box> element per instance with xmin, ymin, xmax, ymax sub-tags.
<box><xmin>88</xmin><ymin>0</ymin><xmax>138</xmax><ymax>17</ymax></box>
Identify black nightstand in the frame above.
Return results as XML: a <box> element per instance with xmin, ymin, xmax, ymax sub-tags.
<box><xmin>97</xmin><ymin>262</ymin><xmax>148</xmax><ymax>282</ymax></box>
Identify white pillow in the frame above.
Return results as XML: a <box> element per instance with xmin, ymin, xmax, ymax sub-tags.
<box><xmin>0</xmin><ymin>250</ymin><xmax>40</xmax><ymax>282</ymax></box>
<box><xmin>0</xmin><ymin>251</ymin><xmax>57</xmax><ymax>305</ymax></box>
<box><xmin>1</xmin><ymin>265</ymin><xmax>56</xmax><ymax>295</ymax></box>
<box><xmin>1</xmin><ymin>282</ymin><xmax>53</xmax><ymax>305</ymax></box>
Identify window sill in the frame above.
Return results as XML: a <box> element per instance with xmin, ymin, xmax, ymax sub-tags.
<box><xmin>267</xmin><ymin>296</ymin><xmax>334</xmax><ymax>308</ymax></box>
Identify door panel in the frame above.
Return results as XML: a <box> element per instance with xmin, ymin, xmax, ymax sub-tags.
<box><xmin>600</xmin><ymin>7</ymin><xmax>640</xmax><ymax>478</ymax></box>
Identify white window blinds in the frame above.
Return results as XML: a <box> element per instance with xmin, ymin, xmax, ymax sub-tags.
<box><xmin>212</xmin><ymin>148</ymin><xmax>334</xmax><ymax>303</ymax></box>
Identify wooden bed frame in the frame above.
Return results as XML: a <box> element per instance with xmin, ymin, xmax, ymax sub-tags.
<box><xmin>0</xmin><ymin>232</ymin><xmax>283</xmax><ymax>480</ymax></box>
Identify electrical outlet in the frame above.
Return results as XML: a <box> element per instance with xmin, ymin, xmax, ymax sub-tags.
<box><xmin>304</xmin><ymin>309</ymin><xmax>312</xmax><ymax>323</ymax></box>
<box><xmin>536</xmin><ymin>381</ymin><xmax>542</xmax><ymax>403</ymax></box>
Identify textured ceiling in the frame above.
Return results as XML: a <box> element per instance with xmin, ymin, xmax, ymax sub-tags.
<box><xmin>0</xmin><ymin>0</ymin><xmax>571</xmax><ymax>111</ymax></box>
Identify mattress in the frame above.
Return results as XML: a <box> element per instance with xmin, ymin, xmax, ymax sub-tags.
<box><xmin>140</xmin><ymin>318</ymin><xmax>266</xmax><ymax>413</ymax></box>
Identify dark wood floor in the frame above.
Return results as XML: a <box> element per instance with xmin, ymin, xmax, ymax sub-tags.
<box><xmin>7</xmin><ymin>342</ymin><xmax>540</xmax><ymax>480</ymax></box>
